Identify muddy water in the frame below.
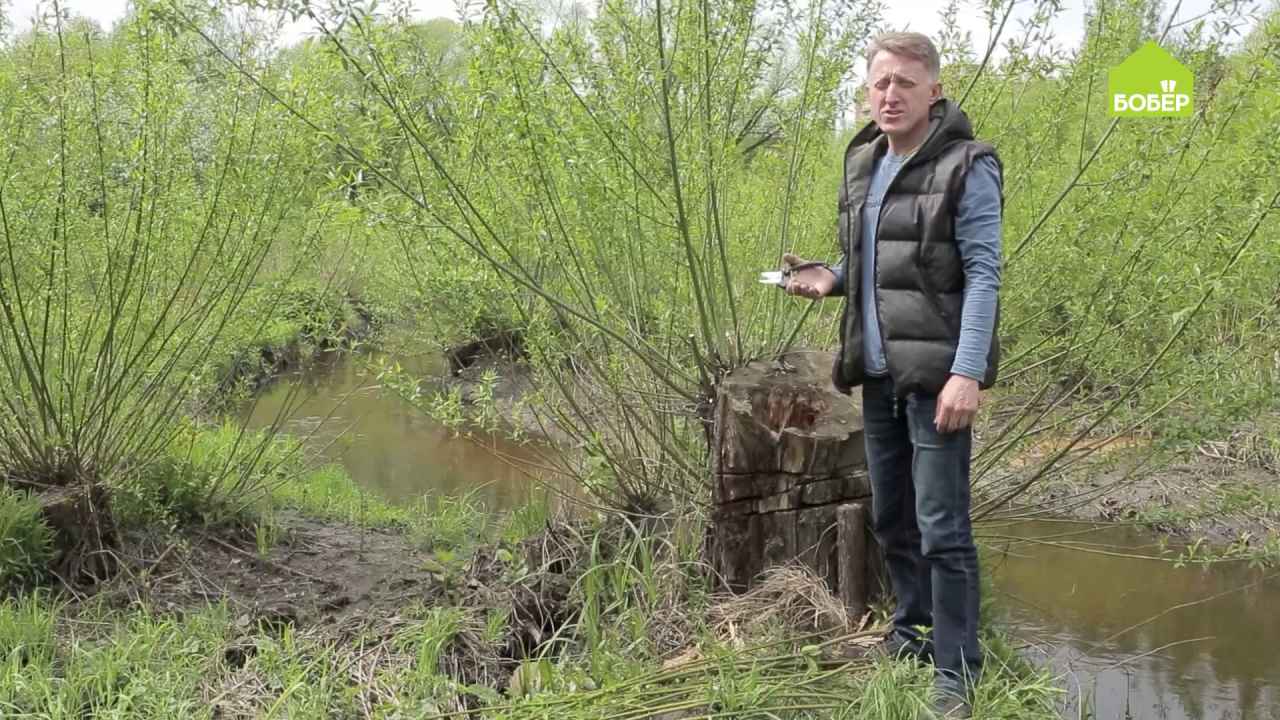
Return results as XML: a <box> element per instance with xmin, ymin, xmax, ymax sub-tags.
<box><xmin>238</xmin><ymin>352</ymin><xmax>553</xmax><ymax>509</ymax></box>
<box><xmin>241</xmin><ymin>354</ymin><xmax>1280</xmax><ymax>719</ymax></box>
<box><xmin>985</xmin><ymin>521</ymin><xmax>1280</xmax><ymax>720</ymax></box>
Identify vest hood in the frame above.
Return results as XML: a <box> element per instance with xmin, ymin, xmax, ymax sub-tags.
<box><xmin>846</xmin><ymin>97</ymin><xmax>975</xmax><ymax>164</ymax></box>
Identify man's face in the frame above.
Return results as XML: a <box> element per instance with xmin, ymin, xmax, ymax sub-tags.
<box><xmin>866</xmin><ymin>51</ymin><xmax>941</xmax><ymax>138</ymax></box>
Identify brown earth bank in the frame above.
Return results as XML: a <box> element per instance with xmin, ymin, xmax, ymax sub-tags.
<box><xmin>57</xmin><ymin>510</ymin><xmax>591</xmax><ymax>701</ymax></box>
<box><xmin>33</xmin><ymin>506</ymin><xmax>884</xmax><ymax>719</ymax></box>
<box><xmin>1013</xmin><ymin>448</ymin><xmax>1279</xmax><ymax>545</ymax></box>
<box><xmin>202</xmin><ymin>292</ymin><xmax>381</xmax><ymax>416</ymax></box>
<box><xmin>108</xmin><ymin>512</ymin><xmax>444</xmax><ymax>626</ymax></box>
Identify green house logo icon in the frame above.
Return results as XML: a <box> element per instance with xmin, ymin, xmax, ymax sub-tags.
<box><xmin>1109</xmin><ymin>41</ymin><xmax>1194</xmax><ymax>117</ymax></box>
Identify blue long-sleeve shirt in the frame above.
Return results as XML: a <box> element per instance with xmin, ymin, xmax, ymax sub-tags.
<box><xmin>830</xmin><ymin>152</ymin><xmax>1002</xmax><ymax>382</ymax></box>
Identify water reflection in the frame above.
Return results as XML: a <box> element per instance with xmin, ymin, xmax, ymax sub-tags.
<box><xmin>238</xmin><ymin>351</ymin><xmax>555</xmax><ymax>510</ymax></box>
<box><xmin>985</xmin><ymin>521</ymin><xmax>1280</xmax><ymax>720</ymax></box>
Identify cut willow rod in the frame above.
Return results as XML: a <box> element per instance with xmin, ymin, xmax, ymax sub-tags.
<box><xmin>422</xmin><ymin>627</ymin><xmax>884</xmax><ymax>719</ymax></box>
<box><xmin>610</xmin><ymin>683</ymin><xmax>855</xmax><ymax>720</ymax></box>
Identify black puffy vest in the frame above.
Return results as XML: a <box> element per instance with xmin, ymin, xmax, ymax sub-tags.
<box><xmin>833</xmin><ymin>98</ymin><xmax>1003</xmax><ymax>398</ymax></box>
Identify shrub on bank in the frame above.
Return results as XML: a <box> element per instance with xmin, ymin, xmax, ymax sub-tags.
<box><xmin>111</xmin><ymin>422</ymin><xmax>301</xmax><ymax>529</ymax></box>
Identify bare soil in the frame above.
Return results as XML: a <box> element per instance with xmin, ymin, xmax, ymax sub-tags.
<box><xmin>35</xmin><ymin>511</ymin><xmax>597</xmax><ymax>718</ymax></box>
<box><xmin>1006</xmin><ymin>447</ymin><xmax>1280</xmax><ymax>544</ymax></box>
<box><xmin>87</xmin><ymin>509</ymin><xmax>587</xmax><ymax>659</ymax></box>
<box><xmin>106</xmin><ymin>512</ymin><xmax>444</xmax><ymax>630</ymax></box>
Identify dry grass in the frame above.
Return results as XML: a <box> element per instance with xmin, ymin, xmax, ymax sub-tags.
<box><xmin>1197</xmin><ymin>428</ymin><xmax>1280</xmax><ymax>472</ymax></box>
<box><xmin>707</xmin><ymin>564</ymin><xmax>854</xmax><ymax>640</ymax></box>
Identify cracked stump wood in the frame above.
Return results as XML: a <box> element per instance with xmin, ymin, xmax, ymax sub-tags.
<box><xmin>709</xmin><ymin>350</ymin><xmax>887</xmax><ymax>616</ymax></box>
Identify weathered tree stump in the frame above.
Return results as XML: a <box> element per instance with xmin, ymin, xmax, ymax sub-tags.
<box><xmin>38</xmin><ymin>483</ymin><xmax>118</xmax><ymax>584</ymax></box>
<box><xmin>708</xmin><ymin>350</ymin><xmax>887</xmax><ymax>616</ymax></box>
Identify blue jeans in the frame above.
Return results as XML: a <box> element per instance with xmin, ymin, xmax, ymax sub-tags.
<box><xmin>862</xmin><ymin>375</ymin><xmax>982</xmax><ymax>697</ymax></box>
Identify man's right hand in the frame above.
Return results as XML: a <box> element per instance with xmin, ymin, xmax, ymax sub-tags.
<box><xmin>782</xmin><ymin>252</ymin><xmax>837</xmax><ymax>299</ymax></box>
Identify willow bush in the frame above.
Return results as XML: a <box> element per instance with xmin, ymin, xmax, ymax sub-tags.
<box><xmin>193</xmin><ymin>0</ymin><xmax>1278</xmax><ymax>516</ymax></box>
<box><xmin>950</xmin><ymin>0</ymin><xmax>1280</xmax><ymax>518</ymax></box>
<box><xmin>185</xmin><ymin>0</ymin><xmax>879</xmax><ymax>511</ymax></box>
<box><xmin>0</xmin><ymin>3</ymin><xmax>327</xmax><ymax>531</ymax></box>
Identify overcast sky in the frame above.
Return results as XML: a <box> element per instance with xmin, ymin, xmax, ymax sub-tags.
<box><xmin>5</xmin><ymin>0</ymin><xmax>1259</xmax><ymax>72</ymax></box>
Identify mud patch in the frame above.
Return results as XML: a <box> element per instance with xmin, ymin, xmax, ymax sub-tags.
<box><xmin>109</xmin><ymin>511</ymin><xmax>441</xmax><ymax>630</ymax></box>
<box><xmin>1009</xmin><ymin>448</ymin><xmax>1280</xmax><ymax>543</ymax></box>
<box><xmin>91</xmin><ymin>511</ymin><xmax>596</xmax><ymax>705</ymax></box>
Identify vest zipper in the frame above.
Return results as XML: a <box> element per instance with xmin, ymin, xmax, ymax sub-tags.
<box><xmin>871</xmin><ymin>116</ymin><xmax>945</xmax><ymax>383</ymax></box>
<box><xmin>840</xmin><ymin>105</ymin><xmax>948</xmax><ymax>393</ymax></box>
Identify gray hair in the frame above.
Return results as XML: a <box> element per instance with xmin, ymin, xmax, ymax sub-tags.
<box><xmin>865</xmin><ymin>32</ymin><xmax>941</xmax><ymax>82</ymax></box>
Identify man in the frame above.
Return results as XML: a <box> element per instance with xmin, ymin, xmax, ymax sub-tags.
<box><xmin>783</xmin><ymin>31</ymin><xmax>1003</xmax><ymax>719</ymax></box>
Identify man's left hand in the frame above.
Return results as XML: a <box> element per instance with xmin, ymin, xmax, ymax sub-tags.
<box><xmin>934</xmin><ymin>374</ymin><xmax>980</xmax><ymax>433</ymax></box>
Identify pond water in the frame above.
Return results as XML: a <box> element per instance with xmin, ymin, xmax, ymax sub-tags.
<box><xmin>985</xmin><ymin>520</ymin><xmax>1280</xmax><ymax>720</ymax></box>
<box><xmin>242</xmin><ymin>352</ymin><xmax>1280</xmax><ymax>720</ymax></box>
<box><xmin>238</xmin><ymin>351</ymin><xmax>555</xmax><ymax>510</ymax></box>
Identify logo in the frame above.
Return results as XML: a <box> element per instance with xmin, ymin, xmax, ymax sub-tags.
<box><xmin>1108</xmin><ymin>41</ymin><xmax>1194</xmax><ymax>118</ymax></box>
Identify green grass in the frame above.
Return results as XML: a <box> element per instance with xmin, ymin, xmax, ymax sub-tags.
<box><xmin>0</xmin><ymin>486</ymin><xmax>1063</xmax><ymax>718</ymax></box>
<box><xmin>0</xmin><ymin>487</ymin><xmax>54</xmax><ymax>592</ymax></box>
<box><xmin>0</xmin><ymin>596</ymin><xmax>231</xmax><ymax>718</ymax></box>
<box><xmin>0</xmin><ymin>592</ymin><xmax>1061</xmax><ymax>719</ymax></box>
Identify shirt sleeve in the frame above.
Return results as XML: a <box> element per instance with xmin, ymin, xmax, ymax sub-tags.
<box><xmin>950</xmin><ymin>154</ymin><xmax>1003</xmax><ymax>381</ymax></box>
<box><xmin>830</xmin><ymin>254</ymin><xmax>846</xmax><ymax>296</ymax></box>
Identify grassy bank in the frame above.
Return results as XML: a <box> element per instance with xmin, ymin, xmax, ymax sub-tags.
<box><xmin>0</xmin><ymin>454</ymin><xmax>1061</xmax><ymax>719</ymax></box>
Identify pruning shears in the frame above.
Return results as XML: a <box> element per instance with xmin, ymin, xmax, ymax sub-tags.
<box><xmin>758</xmin><ymin>261</ymin><xmax>830</xmax><ymax>287</ymax></box>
